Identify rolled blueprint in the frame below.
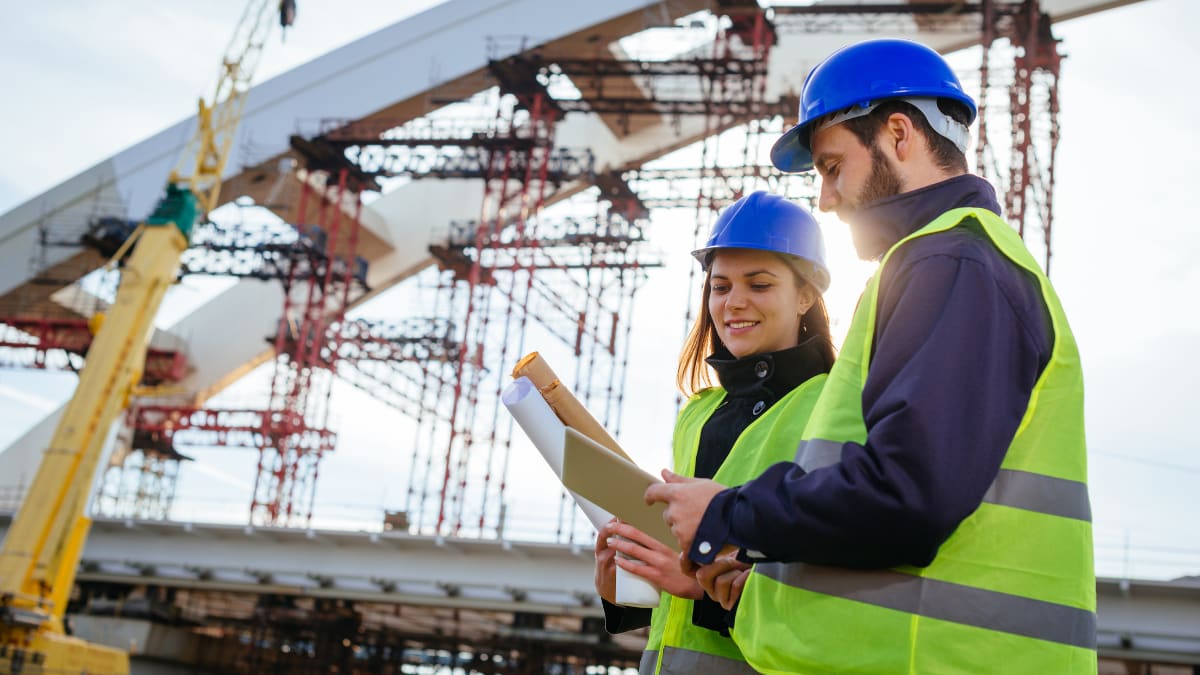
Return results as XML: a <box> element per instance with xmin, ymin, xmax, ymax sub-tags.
<box><xmin>501</xmin><ymin>377</ymin><xmax>612</xmax><ymax>527</ymax></box>
<box><xmin>502</xmin><ymin>376</ymin><xmax>660</xmax><ymax>607</ymax></box>
<box><xmin>512</xmin><ymin>352</ymin><xmax>631</xmax><ymax>461</ymax></box>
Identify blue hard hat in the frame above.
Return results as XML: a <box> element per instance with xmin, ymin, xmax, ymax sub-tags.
<box><xmin>771</xmin><ymin>39</ymin><xmax>978</xmax><ymax>173</ymax></box>
<box><xmin>692</xmin><ymin>191</ymin><xmax>830</xmax><ymax>292</ymax></box>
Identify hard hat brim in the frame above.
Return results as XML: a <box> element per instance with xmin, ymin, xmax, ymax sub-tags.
<box><xmin>770</xmin><ymin>123</ymin><xmax>814</xmax><ymax>173</ymax></box>
<box><xmin>691</xmin><ymin>245</ymin><xmax>831</xmax><ymax>293</ymax></box>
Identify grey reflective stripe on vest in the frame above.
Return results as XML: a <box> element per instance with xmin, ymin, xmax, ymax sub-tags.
<box><xmin>639</xmin><ymin>650</ymin><xmax>657</xmax><ymax>675</ymax></box>
<box><xmin>644</xmin><ymin>646</ymin><xmax>757</xmax><ymax>675</ymax></box>
<box><xmin>794</xmin><ymin>437</ymin><xmax>842</xmax><ymax>470</ymax></box>
<box><xmin>755</xmin><ymin>563</ymin><xmax>1096</xmax><ymax>650</ymax></box>
<box><xmin>796</xmin><ymin>439</ymin><xmax>1092</xmax><ymax>522</ymax></box>
<box><xmin>983</xmin><ymin>467</ymin><xmax>1091</xmax><ymax>521</ymax></box>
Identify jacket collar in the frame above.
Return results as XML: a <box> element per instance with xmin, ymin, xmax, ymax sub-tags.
<box><xmin>846</xmin><ymin>174</ymin><xmax>1002</xmax><ymax>260</ymax></box>
<box><xmin>705</xmin><ymin>337</ymin><xmax>827</xmax><ymax>396</ymax></box>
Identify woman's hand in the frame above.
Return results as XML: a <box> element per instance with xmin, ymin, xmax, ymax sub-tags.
<box><xmin>607</xmin><ymin>521</ymin><xmax>704</xmax><ymax>600</ymax></box>
<box><xmin>594</xmin><ymin>518</ymin><xmax>622</xmax><ymax>603</ymax></box>
<box><xmin>695</xmin><ymin>554</ymin><xmax>752</xmax><ymax>610</ymax></box>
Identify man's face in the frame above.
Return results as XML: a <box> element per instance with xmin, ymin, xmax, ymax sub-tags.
<box><xmin>810</xmin><ymin>123</ymin><xmax>903</xmax><ymax>223</ymax></box>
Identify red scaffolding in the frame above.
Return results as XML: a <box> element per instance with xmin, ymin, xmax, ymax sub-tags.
<box><xmin>773</xmin><ymin>0</ymin><xmax>1065</xmax><ymax>273</ymax></box>
<box><xmin>92</xmin><ymin>168</ymin><xmax>371</xmax><ymax>525</ymax></box>
<box><xmin>266</xmin><ymin>3</ymin><xmax>801</xmax><ymax>539</ymax></box>
<box><xmin>977</xmin><ymin>0</ymin><xmax>1063</xmax><ymax>274</ymax></box>
<box><xmin>52</xmin><ymin>1</ymin><xmax>1070</xmax><ymax>536</ymax></box>
<box><xmin>248</xmin><ymin>169</ymin><xmax>361</xmax><ymax>526</ymax></box>
<box><xmin>0</xmin><ymin>316</ymin><xmax>187</xmax><ymax>384</ymax></box>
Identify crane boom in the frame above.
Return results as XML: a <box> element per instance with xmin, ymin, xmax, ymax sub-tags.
<box><xmin>173</xmin><ymin>0</ymin><xmax>279</xmax><ymax>214</ymax></box>
<box><xmin>0</xmin><ymin>3</ymin><xmax>286</xmax><ymax>672</ymax></box>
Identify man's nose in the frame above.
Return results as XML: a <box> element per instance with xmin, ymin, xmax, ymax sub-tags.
<box><xmin>818</xmin><ymin>179</ymin><xmax>839</xmax><ymax>212</ymax></box>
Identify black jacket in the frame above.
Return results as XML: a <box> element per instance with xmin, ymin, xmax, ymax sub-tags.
<box><xmin>604</xmin><ymin>338</ymin><xmax>831</xmax><ymax>634</ymax></box>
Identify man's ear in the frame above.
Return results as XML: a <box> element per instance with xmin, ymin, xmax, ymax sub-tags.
<box><xmin>884</xmin><ymin>111</ymin><xmax>918</xmax><ymax>161</ymax></box>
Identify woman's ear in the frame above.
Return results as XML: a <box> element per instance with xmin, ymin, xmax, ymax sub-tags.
<box><xmin>797</xmin><ymin>284</ymin><xmax>818</xmax><ymax>317</ymax></box>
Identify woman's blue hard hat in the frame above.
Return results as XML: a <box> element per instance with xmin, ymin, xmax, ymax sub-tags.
<box><xmin>692</xmin><ymin>191</ymin><xmax>830</xmax><ymax>292</ymax></box>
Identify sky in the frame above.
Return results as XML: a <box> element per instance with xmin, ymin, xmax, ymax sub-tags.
<box><xmin>1</xmin><ymin>0</ymin><xmax>1198</xmax><ymax>581</ymax></box>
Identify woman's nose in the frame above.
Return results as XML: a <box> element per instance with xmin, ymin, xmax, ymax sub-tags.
<box><xmin>727</xmin><ymin>286</ymin><xmax>748</xmax><ymax>309</ymax></box>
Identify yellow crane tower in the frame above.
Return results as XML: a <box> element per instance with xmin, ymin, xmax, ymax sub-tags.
<box><xmin>0</xmin><ymin>3</ymin><xmax>293</xmax><ymax>672</ymax></box>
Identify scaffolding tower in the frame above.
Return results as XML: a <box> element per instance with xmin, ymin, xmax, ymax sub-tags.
<box><xmin>6</xmin><ymin>1</ymin><xmax>1068</xmax><ymax>541</ymax></box>
<box><xmin>774</xmin><ymin>0</ymin><xmax>1065</xmax><ymax>273</ymax></box>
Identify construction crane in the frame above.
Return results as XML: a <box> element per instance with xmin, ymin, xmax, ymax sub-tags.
<box><xmin>0</xmin><ymin>3</ymin><xmax>292</xmax><ymax>672</ymax></box>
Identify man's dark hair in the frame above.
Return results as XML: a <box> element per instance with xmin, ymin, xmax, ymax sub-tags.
<box><xmin>842</xmin><ymin>99</ymin><xmax>971</xmax><ymax>174</ymax></box>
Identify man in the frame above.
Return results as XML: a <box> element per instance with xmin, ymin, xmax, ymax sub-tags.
<box><xmin>645</xmin><ymin>38</ymin><xmax>1095</xmax><ymax>674</ymax></box>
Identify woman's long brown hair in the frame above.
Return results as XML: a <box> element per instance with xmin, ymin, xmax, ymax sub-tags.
<box><xmin>675</xmin><ymin>254</ymin><xmax>835</xmax><ymax>397</ymax></box>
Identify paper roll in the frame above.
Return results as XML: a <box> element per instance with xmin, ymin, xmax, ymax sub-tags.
<box><xmin>501</xmin><ymin>377</ymin><xmax>611</xmax><ymax>528</ymax></box>
<box><xmin>512</xmin><ymin>352</ymin><xmax>631</xmax><ymax>460</ymax></box>
<box><xmin>502</xmin><ymin>376</ymin><xmax>660</xmax><ymax>608</ymax></box>
<box><xmin>614</xmin><ymin>541</ymin><xmax>665</xmax><ymax>608</ymax></box>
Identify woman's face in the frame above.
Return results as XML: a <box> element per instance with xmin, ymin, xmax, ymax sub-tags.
<box><xmin>708</xmin><ymin>248</ymin><xmax>816</xmax><ymax>359</ymax></box>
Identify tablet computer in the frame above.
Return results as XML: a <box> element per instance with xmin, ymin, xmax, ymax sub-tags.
<box><xmin>561</xmin><ymin>426</ymin><xmax>678</xmax><ymax>551</ymax></box>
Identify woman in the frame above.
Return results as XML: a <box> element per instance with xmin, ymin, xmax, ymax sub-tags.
<box><xmin>593</xmin><ymin>191</ymin><xmax>835</xmax><ymax>674</ymax></box>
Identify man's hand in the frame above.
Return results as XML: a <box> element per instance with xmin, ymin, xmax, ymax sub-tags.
<box><xmin>643</xmin><ymin>469</ymin><xmax>726</xmax><ymax>564</ymax></box>
<box><xmin>695</xmin><ymin>555</ymin><xmax>752</xmax><ymax>611</ymax></box>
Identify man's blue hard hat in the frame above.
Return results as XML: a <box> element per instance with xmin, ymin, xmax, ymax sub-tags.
<box><xmin>771</xmin><ymin>38</ymin><xmax>978</xmax><ymax>173</ymax></box>
<box><xmin>692</xmin><ymin>191</ymin><xmax>830</xmax><ymax>292</ymax></box>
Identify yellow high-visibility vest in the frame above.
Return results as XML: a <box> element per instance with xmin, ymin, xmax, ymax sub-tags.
<box><xmin>641</xmin><ymin>374</ymin><xmax>825</xmax><ymax>675</ymax></box>
<box><xmin>732</xmin><ymin>208</ymin><xmax>1096</xmax><ymax>674</ymax></box>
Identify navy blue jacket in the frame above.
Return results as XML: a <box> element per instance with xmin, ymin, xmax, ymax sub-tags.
<box><xmin>690</xmin><ymin>174</ymin><xmax>1054</xmax><ymax>570</ymax></box>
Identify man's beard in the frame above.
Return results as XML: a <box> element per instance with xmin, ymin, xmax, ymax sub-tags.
<box><xmin>845</xmin><ymin>141</ymin><xmax>904</xmax><ymax>259</ymax></box>
<box><xmin>857</xmin><ymin>142</ymin><xmax>904</xmax><ymax>207</ymax></box>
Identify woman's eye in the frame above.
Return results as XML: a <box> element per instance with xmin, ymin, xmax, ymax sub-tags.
<box><xmin>711</xmin><ymin>285</ymin><xmax>729</xmax><ymax>293</ymax></box>
<box><xmin>751</xmin><ymin>283</ymin><xmax>771</xmax><ymax>291</ymax></box>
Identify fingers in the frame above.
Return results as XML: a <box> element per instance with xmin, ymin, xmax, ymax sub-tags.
<box><xmin>695</xmin><ymin>557</ymin><xmax>736</xmax><ymax>594</ymax></box>
<box><xmin>608</xmin><ymin>534</ymin><xmax>674</xmax><ymax>570</ymax></box>
<box><xmin>712</xmin><ymin>569</ymin><xmax>737</xmax><ymax>608</ymax></box>
<box><xmin>711</xmin><ymin>568</ymin><xmax>751</xmax><ymax>611</ymax></box>
<box><xmin>695</xmin><ymin>556</ymin><xmax>749</xmax><ymax>602</ymax></box>
<box><xmin>594</xmin><ymin>530</ymin><xmax>611</xmax><ymax>556</ymax></box>
<box><xmin>644</xmin><ymin>470</ymin><xmax>692</xmax><ymax>505</ymax></box>
<box><xmin>608</xmin><ymin>536</ymin><xmax>691</xmax><ymax>591</ymax></box>
<box><xmin>666</xmin><ymin>513</ymin><xmax>694</xmax><ymax>557</ymax></box>
<box><xmin>616</xmin><ymin>554</ymin><xmax>703</xmax><ymax>600</ymax></box>
<box><xmin>597</xmin><ymin>517</ymin><xmax>621</xmax><ymax>539</ymax></box>
<box><xmin>606</xmin><ymin>537</ymin><xmax>651</xmax><ymax>563</ymax></box>
<box><xmin>608</xmin><ymin>522</ymin><xmax>671</xmax><ymax>554</ymax></box>
<box><xmin>593</xmin><ymin>518</ymin><xmax>622</xmax><ymax>555</ymax></box>
<box><xmin>644</xmin><ymin>481</ymin><xmax>668</xmax><ymax>505</ymax></box>
<box><xmin>613</xmin><ymin>554</ymin><xmax>654</xmax><ymax>579</ymax></box>
<box><xmin>723</xmin><ymin>569</ymin><xmax>751</xmax><ymax>611</ymax></box>
<box><xmin>679</xmin><ymin>550</ymin><xmax>698</xmax><ymax>576</ymax></box>
<box><xmin>594</xmin><ymin>530</ymin><xmax>620</xmax><ymax>603</ymax></box>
